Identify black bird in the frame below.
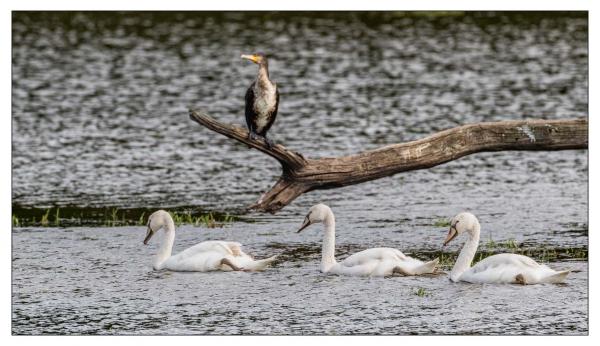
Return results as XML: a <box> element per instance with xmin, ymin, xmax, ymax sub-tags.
<box><xmin>241</xmin><ymin>53</ymin><xmax>279</xmax><ymax>147</ymax></box>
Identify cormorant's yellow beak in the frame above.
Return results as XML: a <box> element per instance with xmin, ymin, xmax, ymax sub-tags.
<box><xmin>241</xmin><ymin>54</ymin><xmax>259</xmax><ymax>64</ymax></box>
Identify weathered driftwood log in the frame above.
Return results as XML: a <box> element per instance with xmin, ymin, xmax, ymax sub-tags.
<box><xmin>189</xmin><ymin>109</ymin><xmax>587</xmax><ymax>213</ymax></box>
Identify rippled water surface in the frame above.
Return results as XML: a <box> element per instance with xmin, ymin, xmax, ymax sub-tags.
<box><xmin>12</xmin><ymin>12</ymin><xmax>587</xmax><ymax>335</ymax></box>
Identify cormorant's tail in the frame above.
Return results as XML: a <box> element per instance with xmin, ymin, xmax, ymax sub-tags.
<box><xmin>543</xmin><ymin>270</ymin><xmax>570</xmax><ymax>284</ymax></box>
<box><xmin>414</xmin><ymin>258</ymin><xmax>439</xmax><ymax>275</ymax></box>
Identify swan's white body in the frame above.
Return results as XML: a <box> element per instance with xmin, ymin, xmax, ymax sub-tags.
<box><xmin>326</xmin><ymin>247</ymin><xmax>438</xmax><ymax>277</ymax></box>
<box><xmin>143</xmin><ymin>210</ymin><xmax>277</xmax><ymax>272</ymax></box>
<box><xmin>445</xmin><ymin>212</ymin><xmax>569</xmax><ymax>284</ymax></box>
<box><xmin>297</xmin><ymin>204</ymin><xmax>438</xmax><ymax>277</ymax></box>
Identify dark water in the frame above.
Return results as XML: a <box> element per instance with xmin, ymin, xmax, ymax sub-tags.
<box><xmin>12</xmin><ymin>12</ymin><xmax>587</xmax><ymax>335</ymax></box>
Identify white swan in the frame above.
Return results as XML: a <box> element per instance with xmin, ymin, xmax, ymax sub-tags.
<box><xmin>296</xmin><ymin>203</ymin><xmax>439</xmax><ymax>276</ymax></box>
<box><xmin>143</xmin><ymin>210</ymin><xmax>277</xmax><ymax>272</ymax></box>
<box><xmin>443</xmin><ymin>212</ymin><xmax>570</xmax><ymax>284</ymax></box>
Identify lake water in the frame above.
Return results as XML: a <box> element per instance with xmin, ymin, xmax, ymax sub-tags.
<box><xmin>12</xmin><ymin>12</ymin><xmax>588</xmax><ymax>335</ymax></box>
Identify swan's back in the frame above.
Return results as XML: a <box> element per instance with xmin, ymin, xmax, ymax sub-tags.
<box><xmin>341</xmin><ymin>247</ymin><xmax>406</xmax><ymax>267</ymax></box>
<box><xmin>462</xmin><ymin>253</ymin><xmax>568</xmax><ymax>284</ymax></box>
<box><xmin>332</xmin><ymin>247</ymin><xmax>434</xmax><ymax>276</ymax></box>
<box><xmin>178</xmin><ymin>241</ymin><xmax>243</xmax><ymax>257</ymax></box>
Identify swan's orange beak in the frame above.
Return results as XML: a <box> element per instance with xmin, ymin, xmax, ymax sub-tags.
<box><xmin>143</xmin><ymin>226</ymin><xmax>155</xmax><ymax>245</ymax></box>
<box><xmin>443</xmin><ymin>225</ymin><xmax>458</xmax><ymax>246</ymax></box>
<box><xmin>297</xmin><ymin>217</ymin><xmax>313</xmax><ymax>233</ymax></box>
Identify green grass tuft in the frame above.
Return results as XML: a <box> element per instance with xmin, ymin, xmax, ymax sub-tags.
<box><xmin>55</xmin><ymin>208</ymin><xmax>60</xmax><ymax>227</ymax></box>
<box><xmin>138</xmin><ymin>212</ymin><xmax>146</xmax><ymax>226</ymax></box>
<box><xmin>168</xmin><ymin>211</ymin><xmax>235</xmax><ymax>228</ymax></box>
<box><xmin>12</xmin><ymin>205</ymin><xmax>240</xmax><ymax>228</ymax></box>
<box><xmin>433</xmin><ymin>219</ymin><xmax>450</xmax><ymax>227</ymax></box>
<box><xmin>414</xmin><ymin>287</ymin><xmax>429</xmax><ymax>297</ymax></box>
<box><xmin>505</xmin><ymin>238</ymin><xmax>519</xmax><ymax>249</ymax></box>
<box><xmin>40</xmin><ymin>209</ymin><xmax>51</xmax><ymax>226</ymax></box>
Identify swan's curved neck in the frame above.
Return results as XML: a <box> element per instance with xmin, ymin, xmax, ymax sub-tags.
<box><xmin>321</xmin><ymin>211</ymin><xmax>337</xmax><ymax>272</ymax></box>
<box><xmin>450</xmin><ymin>223</ymin><xmax>480</xmax><ymax>282</ymax></box>
<box><xmin>154</xmin><ymin>218</ymin><xmax>175</xmax><ymax>270</ymax></box>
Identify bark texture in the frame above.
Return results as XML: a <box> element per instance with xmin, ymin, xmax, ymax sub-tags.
<box><xmin>189</xmin><ymin>109</ymin><xmax>587</xmax><ymax>213</ymax></box>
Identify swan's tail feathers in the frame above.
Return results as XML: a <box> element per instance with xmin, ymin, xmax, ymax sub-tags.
<box><xmin>544</xmin><ymin>270</ymin><xmax>570</xmax><ymax>284</ymax></box>
<box><xmin>414</xmin><ymin>258</ymin><xmax>439</xmax><ymax>275</ymax></box>
<box><xmin>247</xmin><ymin>255</ymin><xmax>278</xmax><ymax>271</ymax></box>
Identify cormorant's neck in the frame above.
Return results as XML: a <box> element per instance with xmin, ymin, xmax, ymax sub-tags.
<box><xmin>256</xmin><ymin>64</ymin><xmax>271</xmax><ymax>87</ymax></box>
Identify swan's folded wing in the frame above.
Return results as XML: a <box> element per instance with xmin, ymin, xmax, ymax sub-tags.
<box><xmin>209</xmin><ymin>241</ymin><xmax>244</xmax><ymax>256</ymax></box>
<box><xmin>166</xmin><ymin>250</ymin><xmax>229</xmax><ymax>272</ymax></box>
<box><xmin>176</xmin><ymin>241</ymin><xmax>240</xmax><ymax>258</ymax></box>
<box><xmin>470</xmin><ymin>253</ymin><xmax>540</xmax><ymax>275</ymax></box>
<box><xmin>515</xmin><ymin>254</ymin><xmax>540</xmax><ymax>268</ymax></box>
<box><xmin>224</xmin><ymin>242</ymin><xmax>244</xmax><ymax>256</ymax></box>
<box><xmin>341</xmin><ymin>248</ymin><xmax>405</xmax><ymax>267</ymax></box>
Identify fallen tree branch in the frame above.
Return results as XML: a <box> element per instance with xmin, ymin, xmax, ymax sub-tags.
<box><xmin>189</xmin><ymin>109</ymin><xmax>587</xmax><ymax>213</ymax></box>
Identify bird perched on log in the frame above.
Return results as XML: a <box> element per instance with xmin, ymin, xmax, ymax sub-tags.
<box><xmin>241</xmin><ymin>53</ymin><xmax>279</xmax><ymax>147</ymax></box>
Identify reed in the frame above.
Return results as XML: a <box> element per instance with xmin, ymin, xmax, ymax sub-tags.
<box><xmin>40</xmin><ymin>209</ymin><xmax>51</xmax><ymax>226</ymax></box>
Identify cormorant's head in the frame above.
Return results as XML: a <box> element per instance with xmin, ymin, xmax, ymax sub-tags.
<box><xmin>241</xmin><ymin>52</ymin><xmax>268</xmax><ymax>66</ymax></box>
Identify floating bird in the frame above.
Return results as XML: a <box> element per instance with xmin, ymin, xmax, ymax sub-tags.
<box><xmin>443</xmin><ymin>212</ymin><xmax>570</xmax><ymax>284</ymax></box>
<box><xmin>296</xmin><ymin>203</ymin><xmax>439</xmax><ymax>276</ymax></box>
<box><xmin>143</xmin><ymin>210</ymin><xmax>277</xmax><ymax>272</ymax></box>
<box><xmin>241</xmin><ymin>53</ymin><xmax>279</xmax><ymax>147</ymax></box>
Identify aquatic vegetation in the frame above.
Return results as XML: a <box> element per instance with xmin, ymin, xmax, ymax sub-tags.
<box><xmin>396</xmin><ymin>11</ymin><xmax>466</xmax><ymax>18</ymax></box>
<box><xmin>138</xmin><ymin>212</ymin><xmax>146</xmax><ymax>226</ymax></box>
<box><xmin>562</xmin><ymin>247</ymin><xmax>588</xmax><ymax>260</ymax></box>
<box><xmin>55</xmin><ymin>208</ymin><xmax>60</xmax><ymax>227</ymax></box>
<box><xmin>433</xmin><ymin>219</ymin><xmax>451</xmax><ymax>227</ymax></box>
<box><xmin>171</xmin><ymin>213</ymin><xmax>182</xmax><ymax>226</ymax></box>
<box><xmin>40</xmin><ymin>209</ymin><xmax>51</xmax><ymax>226</ymax></box>
<box><xmin>12</xmin><ymin>204</ymin><xmax>240</xmax><ymax>228</ymax></box>
<box><xmin>437</xmin><ymin>252</ymin><xmax>454</xmax><ymax>266</ymax></box>
<box><xmin>105</xmin><ymin>208</ymin><xmax>119</xmax><ymax>227</ymax></box>
<box><xmin>170</xmin><ymin>211</ymin><xmax>235</xmax><ymax>228</ymax></box>
<box><xmin>485</xmin><ymin>238</ymin><xmax>519</xmax><ymax>250</ymax></box>
<box><xmin>505</xmin><ymin>238</ymin><xmax>519</xmax><ymax>250</ymax></box>
<box><xmin>197</xmin><ymin>213</ymin><xmax>217</xmax><ymax>227</ymax></box>
<box><xmin>414</xmin><ymin>288</ymin><xmax>429</xmax><ymax>297</ymax></box>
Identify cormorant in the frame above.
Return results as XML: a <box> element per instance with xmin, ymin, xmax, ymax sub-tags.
<box><xmin>241</xmin><ymin>53</ymin><xmax>279</xmax><ymax>147</ymax></box>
